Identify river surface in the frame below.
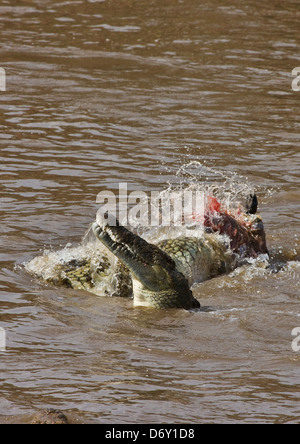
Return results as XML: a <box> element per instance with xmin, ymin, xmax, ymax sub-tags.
<box><xmin>0</xmin><ymin>0</ymin><xmax>300</xmax><ymax>424</ymax></box>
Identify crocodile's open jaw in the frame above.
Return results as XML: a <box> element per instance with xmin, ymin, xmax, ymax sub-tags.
<box><xmin>92</xmin><ymin>218</ymin><xmax>200</xmax><ymax>309</ymax></box>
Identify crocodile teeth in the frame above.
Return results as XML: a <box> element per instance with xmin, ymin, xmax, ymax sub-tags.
<box><xmin>92</xmin><ymin>221</ymin><xmax>150</xmax><ymax>266</ymax></box>
<box><xmin>92</xmin><ymin>222</ymin><xmax>103</xmax><ymax>237</ymax></box>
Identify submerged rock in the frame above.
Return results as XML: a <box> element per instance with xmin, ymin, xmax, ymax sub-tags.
<box><xmin>31</xmin><ymin>409</ymin><xmax>68</xmax><ymax>424</ymax></box>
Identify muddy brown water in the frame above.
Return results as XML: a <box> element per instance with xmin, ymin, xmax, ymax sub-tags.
<box><xmin>0</xmin><ymin>0</ymin><xmax>300</xmax><ymax>424</ymax></box>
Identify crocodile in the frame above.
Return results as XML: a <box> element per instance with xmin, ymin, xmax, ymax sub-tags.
<box><xmin>92</xmin><ymin>218</ymin><xmax>231</xmax><ymax>309</ymax></box>
<box><xmin>26</xmin><ymin>194</ymin><xmax>268</xmax><ymax>309</ymax></box>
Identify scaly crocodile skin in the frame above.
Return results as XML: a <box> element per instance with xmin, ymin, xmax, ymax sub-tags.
<box><xmin>26</xmin><ymin>195</ymin><xmax>268</xmax><ymax>310</ymax></box>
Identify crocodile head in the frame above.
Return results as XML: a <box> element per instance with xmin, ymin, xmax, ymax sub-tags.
<box><xmin>92</xmin><ymin>216</ymin><xmax>200</xmax><ymax>309</ymax></box>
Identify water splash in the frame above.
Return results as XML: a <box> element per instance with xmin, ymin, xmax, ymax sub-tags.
<box><xmin>24</xmin><ymin>163</ymin><xmax>282</xmax><ymax>296</ymax></box>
